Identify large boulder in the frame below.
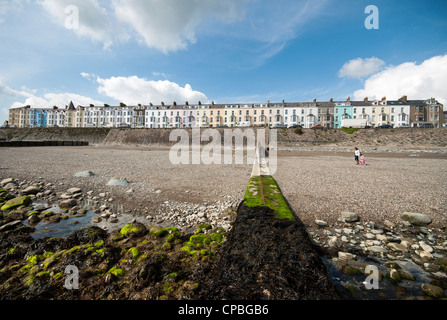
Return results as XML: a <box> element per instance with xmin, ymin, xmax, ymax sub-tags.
<box><xmin>1</xmin><ymin>196</ymin><xmax>32</xmax><ymax>211</ymax></box>
<box><xmin>401</xmin><ymin>212</ymin><xmax>432</xmax><ymax>226</ymax></box>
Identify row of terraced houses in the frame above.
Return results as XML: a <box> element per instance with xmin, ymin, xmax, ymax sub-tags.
<box><xmin>7</xmin><ymin>96</ymin><xmax>445</xmax><ymax>129</ymax></box>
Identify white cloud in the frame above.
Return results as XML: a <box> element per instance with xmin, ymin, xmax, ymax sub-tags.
<box><xmin>10</xmin><ymin>92</ymin><xmax>104</xmax><ymax>109</ymax></box>
<box><xmin>112</xmin><ymin>0</ymin><xmax>248</xmax><ymax>53</ymax></box>
<box><xmin>0</xmin><ymin>80</ymin><xmax>31</xmax><ymax>98</ymax></box>
<box><xmin>353</xmin><ymin>55</ymin><xmax>447</xmax><ymax>105</ymax></box>
<box><xmin>1</xmin><ymin>80</ymin><xmax>103</xmax><ymax>109</ymax></box>
<box><xmin>0</xmin><ymin>0</ymin><xmax>24</xmax><ymax>23</ymax></box>
<box><xmin>40</xmin><ymin>0</ymin><xmax>129</xmax><ymax>49</ymax></box>
<box><xmin>95</xmin><ymin>75</ymin><xmax>209</xmax><ymax>105</ymax></box>
<box><xmin>338</xmin><ymin>57</ymin><xmax>385</xmax><ymax>79</ymax></box>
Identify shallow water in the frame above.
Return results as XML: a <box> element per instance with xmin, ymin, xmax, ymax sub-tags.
<box><xmin>321</xmin><ymin>255</ymin><xmax>433</xmax><ymax>299</ymax></box>
<box><xmin>24</xmin><ymin>200</ymin><xmax>155</xmax><ymax>240</ymax></box>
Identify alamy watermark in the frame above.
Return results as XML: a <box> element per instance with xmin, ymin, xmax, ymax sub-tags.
<box><xmin>64</xmin><ymin>265</ymin><xmax>79</xmax><ymax>290</ymax></box>
<box><xmin>169</xmin><ymin>128</ymin><xmax>277</xmax><ymax>174</ymax></box>
<box><xmin>363</xmin><ymin>265</ymin><xmax>380</xmax><ymax>290</ymax></box>
<box><xmin>64</xmin><ymin>5</ymin><xmax>79</xmax><ymax>30</ymax></box>
<box><xmin>365</xmin><ymin>5</ymin><xmax>379</xmax><ymax>30</ymax></box>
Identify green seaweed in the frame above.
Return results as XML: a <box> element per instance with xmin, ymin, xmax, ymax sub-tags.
<box><xmin>244</xmin><ymin>175</ymin><xmax>295</xmax><ymax>221</ymax></box>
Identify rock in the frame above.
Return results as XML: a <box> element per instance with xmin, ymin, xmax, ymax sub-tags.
<box><xmin>28</xmin><ymin>214</ymin><xmax>41</xmax><ymax>226</ymax></box>
<box><xmin>397</xmin><ymin>269</ymin><xmax>416</xmax><ymax>281</ymax></box>
<box><xmin>419</xmin><ymin>241</ymin><xmax>433</xmax><ymax>253</ymax></box>
<box><xmin>340</xmin><ymin>212</ymin><xmax>359</xmax><ymax>223</ymax></box>
<box><xmin>66</xmin><ymin>188</ymin><xmax>82</xmax><ymax>195</ymax></box>
<box><xmin>328</xmin><ymin>236</ymin><xmax>338</xmax><ymax>247</ymax></box>
<box><xmin>20</xmin><ymin>186</ymin><xmax>41</xmax><ymax>195</ymax></box>
<box><xmin>126</xmin><ymin>188</ymin><xmax>134</xmax><ymax>194</ymax></box>
<box><xmin>119</xmin><ymin>222</ymin><xmax>147</xmax><ymax>238</ymax></box>
<box><xmin>315</xmin><ymin>219</ymin><xmax>328</xmax><ymax>227</ymax></box>
<box><xmin>1</xmin><ymin>196</ymin><xmax>32</xmax><ymax>211</ymax></box>
<box><xmin>92</xmin><ymin>217</ymin><xmax>102</xmax><ymax>223</ymax></box>
<box><xmin>387</xmin><ymin>269</ymin><xmax>401</xmax><ymax>284</ymax></box>
<box><xmin>388</xmin><ymin>242</ymin><xmax>408</xmax><ymax>252</ymax></box>
<box><xmin>74</xmin><ymin>170</ymin><xmax>95</xmax><ymax>177</ymax></box>
<box><xmin>421</xmin><ymin>283</ymin><xmax>445</xmax><ymax>299</ymax></box>
<box><xmin>3</xmin><ymin>182</ymin><xmax>16</xmax><ymax>191</ymax></box>
<box><xmin>1</xmin><ymin>178</ymin><xmax>13</xmax><ymax>185</ymax></box>
<box><xmin>0</xmin><ymin>220</ymin><xmax>22</xmax><ymax>232</ymax></box>
<box><xmin>338</xmin><ymin>251</ymin><xmax>356</xmax><ymax>261</ymax></box>
<box><xmin>365</xmin><ymin>233</ymin><xmax>375</xmax><ymax>239</ymax></box>
<box><xmin>368</xmin><ymin>246</ymin><xmax>388</xmax><ymax>253</ymax></box>
<box><xmin>401</xmin><ymin>212</ymin><xmax>432</xmax><ymax>226</ymax></box>
<box><xmin>59</xmin><ymin>199</ymin><xmax>78</xmax><ymax>208</ymax></box>
<box><xmin>434</xmin><ymin>257</ymin><xmax>447</xmax><ymax>271</ymax></box>
<box><xmin>47</xmin><ymin>215</ymin><xmax>61</xmax><ymax>224</ymax></box>
<box><xmin>66</xmin><ymin>226</ymin><xmax>108</xmax><ymax>245</ymax></box>
<box><xmin>418</xmin><ymin>250</ymin><xmax>434</xmax><ymax>261</ymax></box>
<box><xmin>384</xmin><ymin>220</ymin><xmax>396</xmax><ymax>229</ymax></box>
<box><xmin>107</xmin><ymin>177</ymin><xmax>129</xmax><ymax>186</ymax></box>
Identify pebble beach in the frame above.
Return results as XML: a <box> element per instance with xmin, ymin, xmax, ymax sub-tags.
<box><xmin>1</xmin><ymin>144</ymin><xmax>447</xmax><ymax>299</ymax></box>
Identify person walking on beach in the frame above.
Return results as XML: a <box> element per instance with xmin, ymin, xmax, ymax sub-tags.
<box><xmin>354</xmin><ymin>147</ymin><xmax>360</xmax><ymax>165</ymax></box>
<box><xmin>359</xmin><ymin>152</ymin><xmax>366</xmax><ymax>165</ymax></box>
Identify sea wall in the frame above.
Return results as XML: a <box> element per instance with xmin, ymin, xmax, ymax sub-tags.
<box><xmin>1</xmin><ymin>127</ymin><xmax>447</xmax><ymax>149</ymax></box>
<box><xmin>0</xmin><ymin>128</ymin><xmax>111</xmax><ymax>145</ymax></box>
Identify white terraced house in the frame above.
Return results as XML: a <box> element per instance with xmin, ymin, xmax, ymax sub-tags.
<box><xmin>7</xmin><ymin>97</ymin><xmax>445</xmax><ymax>129</ymax></box>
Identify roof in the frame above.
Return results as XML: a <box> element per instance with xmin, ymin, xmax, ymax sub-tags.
<box><xmin>350</xmin><ymin>101</ymin><xmax>372</xmax><ymax>106</ymax></box>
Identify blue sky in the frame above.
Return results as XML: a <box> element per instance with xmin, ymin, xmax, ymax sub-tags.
<box><xmin>1</xmin><ymin>0</ymin><xmax>447</xmax><ymax>124</ymax></box>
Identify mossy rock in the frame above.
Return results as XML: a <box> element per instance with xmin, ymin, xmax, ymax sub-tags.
<box><xmin>386</xmin><ymin>269</ymin><xmax>402</xmax><ymax>284</ymax></box>
<box><xmin>435</xmin><ymin>257</ymin><xmax>447</xmax><ymax>272</ymax></box>
<box><xmin>41</xmin><ymin>211</ymin><xmax>54</xmax><ymax>217</ymax></box>
<box><xmin>27</xmin><ymin>211</ymin><xmax>40</xmax><ymax>217</ymax></box>
<box><xmin>1</xmin><ymin>196</ymin><xmax>31</xmax><ymax>211</ymax></box>
<box><xmin>128</xmin><ymin>247</ymin><xmax>141</xmax><ymax>260</ymax></box>
<box><xmin>342</xmin><ymin>265</ymin><xmax>364</xmax><ymax>276</ymax></box>
<box><xmin>397</xmin><ymin>269</ymin><xmax>416</xmax><ymax>281</ymax></box>
<box><xmin>421</xmin><ymin>283</ymin><xmax>445</xmax><ymax>299</ymax></box>
<box><xmin>107</xmin><ymin>266</ymin><xmax>125</xmax><ymax>277</ymax></box>
<box><xmin>120</xmin><ymin>223</ymin><xmax>147</xmax><ymax>238</ymax></box>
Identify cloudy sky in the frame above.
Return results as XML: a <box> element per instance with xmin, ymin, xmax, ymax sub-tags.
<box><xmin>1</xmin><ymin>0</ymin><xmax>447</xmax><ymax>124</ymax></box>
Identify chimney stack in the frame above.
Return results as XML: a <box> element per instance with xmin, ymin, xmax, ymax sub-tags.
<box><xmin>364</xmin><ymin>97</ymin><xmax>368</xmax><ymax>102</ymax></box>
<box><xmin>398</xmin><ymin>95</ymin><xmax>408</xmax><ymax>103</ymax></box>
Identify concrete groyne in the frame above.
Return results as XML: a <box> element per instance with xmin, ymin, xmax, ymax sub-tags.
<box><xmin>196</xmin><ymin>146</ymin><xmax>339</xmax><ymax>299</ymax></box>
